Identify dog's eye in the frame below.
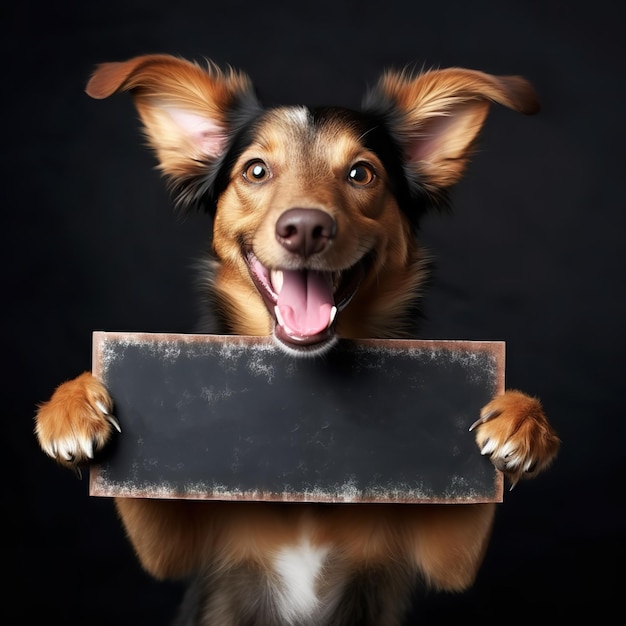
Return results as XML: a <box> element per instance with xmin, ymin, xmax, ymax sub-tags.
<box><xmin>243</xmin><ymin>160</ymin><xmax>271</xmax><ymax>183</ymax></box>
<box><xmin>347</xmin><ymin>163</ymin><xmax>375</xmax><ymax>186</ymax></box>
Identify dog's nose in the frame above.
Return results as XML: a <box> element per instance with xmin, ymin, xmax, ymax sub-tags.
<box><xmin>276</xmin><ymin>208</ymin><xmax>336</xmax><ymax>257</ymax></box>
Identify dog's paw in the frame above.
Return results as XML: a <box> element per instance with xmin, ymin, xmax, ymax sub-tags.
<box><xmin>470</xmin><ymin>390</ymin><xmax>559</xmax><ymax>489</ymax></box>
<box><xmin>35</xmin><ymin>372</ymin><xmax>120</xmax><ymax>475</ymax></box>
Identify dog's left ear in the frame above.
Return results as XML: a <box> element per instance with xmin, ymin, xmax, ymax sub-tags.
<box><xmin>363</xmin><ymin>68</ymin><xmax>539</xmax><ymax>201</ymax></box>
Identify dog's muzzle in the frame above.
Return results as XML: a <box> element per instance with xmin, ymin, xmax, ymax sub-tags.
<box><xmin>245</xmin><ymin>208</ymin><xmax>368</xmax><ymax>356</ymax></box>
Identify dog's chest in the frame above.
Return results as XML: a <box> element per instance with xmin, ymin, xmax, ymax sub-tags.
<box><xmin>200</xmin><ymin>534</ymin><xmax>351</xmax><ymax>625</ymax></box>
<box><xmin>272</xmin><ymin>538</ymin><xmax>336</xmax><ymax>622</ymax></box>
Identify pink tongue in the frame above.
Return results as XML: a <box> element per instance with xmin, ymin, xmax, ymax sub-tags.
<box><xmin>277</xmin><ymin>270</ymin><xmax>334</xmax><ymax>336</ymax></box>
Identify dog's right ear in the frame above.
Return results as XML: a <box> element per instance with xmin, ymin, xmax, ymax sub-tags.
<box><xmin>86</xmin><ymin>54</ymin><xmax>261</xmax><ymax>209</ymax></box>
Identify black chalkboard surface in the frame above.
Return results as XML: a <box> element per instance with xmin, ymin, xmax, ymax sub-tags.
<box><xmin>90</xmin><ymin>332</ymin><xmax>504</xmax><ymax>503</ymax></box>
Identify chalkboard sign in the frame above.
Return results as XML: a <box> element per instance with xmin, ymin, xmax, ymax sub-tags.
<box><xmin>90</xmin><ymin>332</ymin><xmax>504</xmax><ymax>503</ymax></box>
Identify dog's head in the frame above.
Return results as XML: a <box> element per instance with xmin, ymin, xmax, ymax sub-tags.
<box><xmin>87</xmin><ymin>55</ymin><xmax>539</xmax><ymax>356</ymax></box>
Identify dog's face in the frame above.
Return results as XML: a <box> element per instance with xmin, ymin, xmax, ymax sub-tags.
<box><xmin>211</xmin><ymin>105</ymin><xmax>425</xmax><ymax>355</ymax></box>
<box><xmin>86</xmin><ymin>55</ymin><xmax>539</xmax><ymax>355</ymax></box>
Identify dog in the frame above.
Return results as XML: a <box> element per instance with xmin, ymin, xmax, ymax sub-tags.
<box><xmin>35</xmin><ymin>54</ymin><xmax>560</xmax><ymax>625</ymax></box>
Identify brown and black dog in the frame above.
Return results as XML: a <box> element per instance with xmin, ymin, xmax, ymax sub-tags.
<box><xmin>35</xmin><ymin>55</ymin><xmax>559</xmax><ymax>625</ymax></box>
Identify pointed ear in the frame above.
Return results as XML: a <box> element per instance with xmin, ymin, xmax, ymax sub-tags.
<box><xmin>86</xmin><ymin>54</ymin><xmax>261</xmax><ymax>204</ymax></box>
<box><xmin>363</xmin><ymin>68</ymin><xmax>539</xmax><ymax>200</ymax></box>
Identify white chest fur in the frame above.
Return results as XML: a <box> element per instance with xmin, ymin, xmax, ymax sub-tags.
<box><xmin>273</xmin><ymin>537</ymin><xmax>332</xmax><ymax>622</ymax></box>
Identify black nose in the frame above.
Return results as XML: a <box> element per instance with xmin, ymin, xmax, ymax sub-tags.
<box><xmin>275</xmin><ymin>208</ymin><xmax>336</xmax><ymax>257</ymax></box>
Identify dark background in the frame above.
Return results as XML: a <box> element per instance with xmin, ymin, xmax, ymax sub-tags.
<box><xmin>5</xmin><ymin>1</ymin><xmax>624</xmax><ymax>623</ymax></box>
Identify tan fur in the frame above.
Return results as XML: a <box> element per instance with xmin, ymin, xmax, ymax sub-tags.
<box><xmin>36</xmin><ymin>55</ymin><xmax>560</xmax><ymax>625</ymax></box>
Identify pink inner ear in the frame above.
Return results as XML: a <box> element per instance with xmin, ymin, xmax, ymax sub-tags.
<box><xmin>405</xmin><ymin>114</ymin><xmax>458</xmax><ymax>163</ymax></box>
<box><xmin>405</xmin><ymin>102</ymin><xmax>490</xmax><ymax>165</ymax></box>
<box><xmin>165</xmin><ymin>107</ymin><xmax>228</xmax><ymax>158</ymax></box>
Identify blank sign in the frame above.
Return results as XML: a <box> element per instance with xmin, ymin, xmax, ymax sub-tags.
<box><xmin>90</xmin><ymin>332</ymin><xmax>504</xmax><ymax>503</ymax></box>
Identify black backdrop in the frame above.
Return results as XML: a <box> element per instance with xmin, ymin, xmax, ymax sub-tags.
<box><xmin>5</xmin><ymin>1</ymin><xmax>624</xmax><ymax>623</ymax></box>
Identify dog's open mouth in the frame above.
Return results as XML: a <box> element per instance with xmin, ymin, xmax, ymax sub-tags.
<box><xmin>246</xmin><ymin>251</ymin><xmax>367</xmax><ymax>355</ymax></box>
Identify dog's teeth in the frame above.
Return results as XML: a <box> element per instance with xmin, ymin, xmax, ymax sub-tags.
<box><xmin>274</xmin><ymin>306</ymin><xmax>286</xmax><ymax>327</ymax></box>
<box><xmin>328</xmin><ymin>306</ymin><xmax>337</xmax><ymax>327</ymax></box>
<box><xmin>271</xmin><ymin>270</ymin><xmax>284</xmax><ymax>293</ymax></box>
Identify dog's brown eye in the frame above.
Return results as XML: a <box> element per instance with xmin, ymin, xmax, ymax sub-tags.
<box><xmin>243</xmin><ymin>160</ymin><xmax>270</xmax><ymax>183</ymax></box>
<box><xmin>347</xmin><ymin>163</ymin><xmax>375</xmax><ymax>186</ymax></box>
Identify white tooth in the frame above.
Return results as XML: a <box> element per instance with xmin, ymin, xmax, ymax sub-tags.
<box><xmin>271</xmin><ymin>270</ymin><xmax>284</xmax><ymax>293</ymax></box>
<box><xmin>328</xmin><ymin>306</ymin><xmax>337</xmax><ymax>328</ymax></box>
<box><xmin>274</xmin><ymin>305</ymin><xmax>286</xmax><ymax>327</ymax></box>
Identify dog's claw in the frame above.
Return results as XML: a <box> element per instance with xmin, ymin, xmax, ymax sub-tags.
<box><xmin>106</xmin><ymin>414</ymin><xmax>122</xmax><ymax>433</ymax></box>
<box><xmin>469</xmin><ymin>409</ymin><xmax>501</xmax><ymax>432</ymax></box>
<box><xmin>73</xmin><ymin>466</ymin><xmax>83</xmax><ymax>480</ymax></box>
<box><xmin>84</xmin><ymin>439</ymin><xmax>94</xmax><ymax>460</ymax></box>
